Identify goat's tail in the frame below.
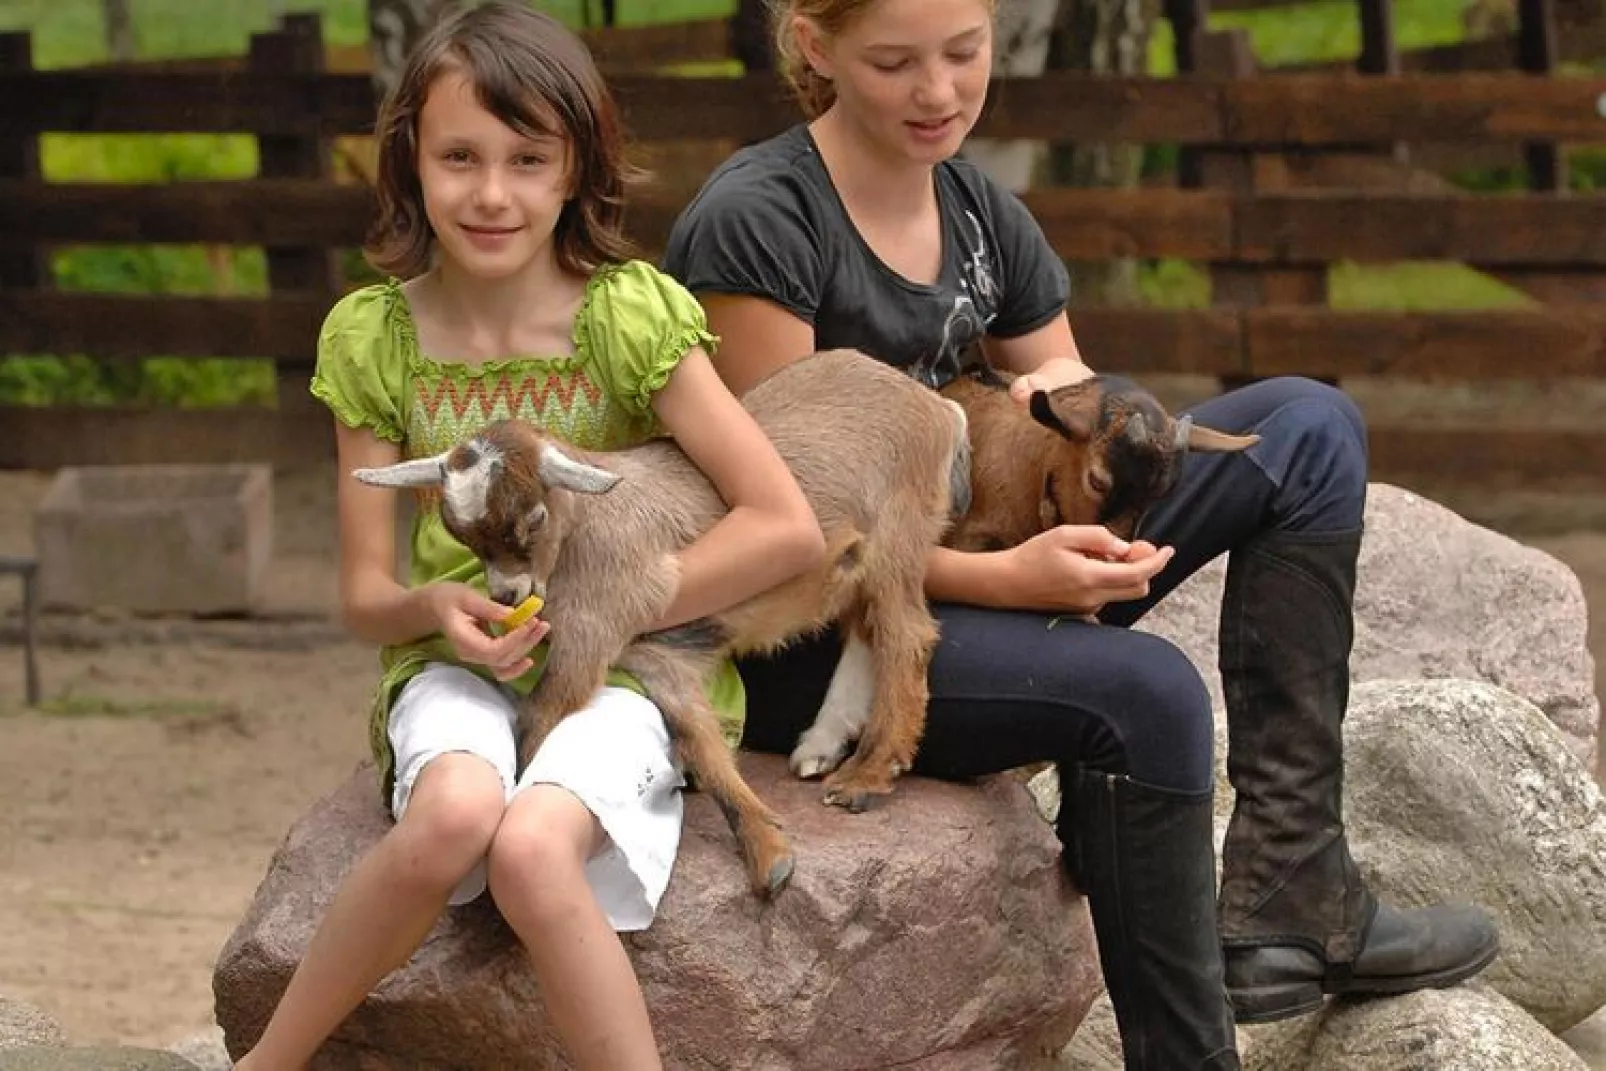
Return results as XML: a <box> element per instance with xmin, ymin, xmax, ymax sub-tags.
<box><xmin>942</xmin><ymin>398</ymin><xmax>973</xmax><ymax>521</ymax></box>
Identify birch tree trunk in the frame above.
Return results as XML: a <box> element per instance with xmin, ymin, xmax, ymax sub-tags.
<box><xmin>368</xmin><ymin>0</ymin><xmax>449</xmax><ymax>99</ymax></box>
<box><xmin>961</xmin><ymin>0</ymin><xmax>1059</xmax><ymax>193</ymax></box>
<box><xmin>103</xmin><ymin>0</ymin><xmax>135</xmax><ymax>61</ymax></box>
<box><xmin>1044</xmin><ymin>0</ymin><xmax>1158</xmax><ymax>303</ymax></box>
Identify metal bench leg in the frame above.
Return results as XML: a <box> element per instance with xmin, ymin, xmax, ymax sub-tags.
<box><xmin>22</xmin><ymin>569</ymin><xmax>39</xmax><ymax>707</ymax></box>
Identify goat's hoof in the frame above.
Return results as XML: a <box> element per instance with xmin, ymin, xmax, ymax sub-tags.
<box><xmin>789</xmin><ymin>737</ymin><xmax>849</xmax><ymax>780</ymax></box>
<box><xmin>823</xmin><ymin>777</ymin><xmax>890</xmax><ymax>813</ymax></box>
<box><xmin>763</xmin><ymin>854</ymin><xmax>796</xmax><ymax>898</ymax></box>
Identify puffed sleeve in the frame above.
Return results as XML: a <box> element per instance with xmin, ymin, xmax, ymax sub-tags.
<box><xmin>578</xmin><ymin>261</ymin><xmax>719</xmax><ymax>418</ymax></box>
<box><xmin>662</xmin><ymin>172</ymin><xmax>827</xmax><ymax>326</ymax></box>
<box><xmin>983</xmin><ymin>177</ymin><xmax>1071</xmax><ymax>339</ymax></box>
<box><xmin>308</xmin><ymin>284</ymin><xmax>409</xmax><ymax>443</ymax></box>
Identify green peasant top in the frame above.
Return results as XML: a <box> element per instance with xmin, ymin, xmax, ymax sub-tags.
<box><xmin>309</xmin><ymin>260</ymin><xmax>746</xmax><ymax>798</ymax></box>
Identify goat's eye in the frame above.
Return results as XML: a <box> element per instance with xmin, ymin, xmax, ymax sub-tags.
<box><xmin>526</xmin><ymin>503</ymin><xmax>548</xmax><ymax>530</ymax></box>
<box><xmin>1087</xmin><ymin>471</ymin><xmax>1112</xmax><ymax>496</ymax></box>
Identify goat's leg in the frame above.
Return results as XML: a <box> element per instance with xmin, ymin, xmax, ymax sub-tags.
<box><xmin>620</xmin><ymin>642</ymin><xmax>794</xmax><ymax>899</ymax></box>
<box><xmin>517</xmin><ymin>639</ymin><xmax>613</xmax><ymax>772</ymax></box>
<box><xmin>790</xmin><ymin>628</ymin><xmax>874</xmax><ymax>779</ymax></box>
<box><xmin>823</xmin><ymin>582</ymin><xmax>938</xmax><ymax>813</ymax></box>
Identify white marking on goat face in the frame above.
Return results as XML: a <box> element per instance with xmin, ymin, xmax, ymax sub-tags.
<box><xmin>441</xmin><ymin>441</ymin><xmax>503</xmax><ymax>526</ymax></box>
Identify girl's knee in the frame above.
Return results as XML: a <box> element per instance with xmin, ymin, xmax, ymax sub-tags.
<box><xmin>394</xmin><ymin>754</ymin><xmax>507</xmax><ymax>878</ymax></box>
<box><xmin>486</xmin><ymin>785</ymin><xmax>599</xmax><ymax>911</ymax></box>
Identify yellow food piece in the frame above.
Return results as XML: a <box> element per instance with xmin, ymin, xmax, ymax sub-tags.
<box><xmin>502</xmin><ymin>594</ymin><xmax>545</xmax><ymax>629</ymax></box>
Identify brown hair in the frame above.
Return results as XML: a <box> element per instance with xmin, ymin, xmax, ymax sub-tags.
<box><xmin>769</xmin><ymin>0</ymin><xmax>998</xmax><ymax>119</ymax></box>
<box><xmin>365</xmin><ymin>1</ymin><xmax>640</xmax><ymax>279</ymax></box>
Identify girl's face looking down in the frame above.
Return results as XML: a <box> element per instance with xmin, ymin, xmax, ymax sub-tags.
<box><xmin>800</xmin><ymin>0</ymin><xmax>994</xmax><ymax>166</ymax></box>
<box><xmin>415</xmin><ymin>70</ymin><xmax>576</xmax><ymax>281</ymax></box>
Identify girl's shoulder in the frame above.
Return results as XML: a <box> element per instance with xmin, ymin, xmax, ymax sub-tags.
<box><xmin>576</xmin><ymin>260</ymin><xmax>714</xmax><ymax>418</ymax></box>
<box><xmin>311</xmin><ymin>279</ymin><xmax>415</xmax><ymax>445</ymax></box>
<box><xmin>580</xmin><ymin>260</ymin><xmax>701</xmax><ymax>330</ymax></box>
<box><xmin>321</xmin><ymin>278</ymin><xmax>412</xmax><ymax>339</ymax></box>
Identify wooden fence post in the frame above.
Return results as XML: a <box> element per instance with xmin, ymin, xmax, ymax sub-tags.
<box><xmin>0</xmin><ymin>33</ymin><xmax>49</xmax><ymax>294</ymax></box>
<box><xmin>248</xmin><ymin>14</ymin><xmax>341</xmax><ymax>440</ymax></box>
<box><xmin>1193</xmin><ymin>29</ymin><xmax>1332</xmax><ymax>389</ymax></box>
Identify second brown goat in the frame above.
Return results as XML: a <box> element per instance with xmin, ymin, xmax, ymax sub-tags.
<box><xmin>783</xmin><ymin>366</ymin><xmax>1260</xmax><ymax>783</ymax></box>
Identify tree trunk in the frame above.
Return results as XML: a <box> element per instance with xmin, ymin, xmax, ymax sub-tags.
<box><xmin>1044</xmin><ymin>0</ymin><xmax>1157</xmax><ymax>305</ymax></box>
<box><xmin>103</xmin><ymin>0</ymin><xmax>135</xmax><ymax>61</ymax></box>
<box><xmin>961</xmin><ymin>0</ymin><xmax>1060</xmax><ymax>193</ymax></box>
<box><xmin>367</xmin><ymin>0</ymin><xmax>448</xmax><ymax>99</ymax></box>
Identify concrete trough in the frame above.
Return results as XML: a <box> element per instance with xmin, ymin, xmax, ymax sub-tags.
<box><xmin>34</xmin><ymin>464</ymin><xmax>273</xmax><ymax>615</ymax></box>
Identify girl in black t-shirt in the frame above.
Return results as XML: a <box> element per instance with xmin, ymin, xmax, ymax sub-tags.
<box><xmin>664</xmin><ymin>1</ymin><xmax>1499</xmax><ymax>1067</ymax></box>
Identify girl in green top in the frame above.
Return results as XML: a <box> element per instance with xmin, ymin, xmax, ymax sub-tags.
<box><xmin>237</xmin><ymin>6</ymin><xmax>824</xmax><ymax>1069</ymax></box>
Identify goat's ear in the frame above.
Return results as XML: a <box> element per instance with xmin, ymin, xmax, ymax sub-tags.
<box><xmin>1030</xmin><ymin>389</ymin><xmax>1096</xmax><ymax>443</ymax></box>
<box><xmin>352</xmin><ymin>452</ymin><xmax>449</xmax><ymax>488</ymax></box>
<box><xmin>538</xmin><ymin>443</ymin><xmax>622</xmax><ymax>495</ymax></box>
<box><xmin>1184</xmin><ymin>423</ymin><xmax>1261</xmax><ymax>454</ymax></box>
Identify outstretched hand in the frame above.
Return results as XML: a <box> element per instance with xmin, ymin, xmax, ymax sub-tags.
<box><xmin>424</xmin><ymin>582</ymin><xmax>549</xmax><ymax>681</ymax></box>
<box><xmin>1002</xmin><ymin>526</ymin><xmax>1173</xmax><ymax>616</ymax></box>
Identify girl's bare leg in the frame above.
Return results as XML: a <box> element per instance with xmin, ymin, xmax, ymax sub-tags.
<box><xmin>487</xmin><ymin>784</ymin><xmax>662</xmax><ymax>1071</ymax></box>
<box><xmin>236</xmin><ymin>755</ymin><xmax>506</xmax><ymax>1071</ymax></box>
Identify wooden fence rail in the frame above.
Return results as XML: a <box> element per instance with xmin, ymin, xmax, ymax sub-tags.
<box><xmin>5</xmin><ymin>70</ymin><xmax>1606</xmax><ymax>145</ymax></box>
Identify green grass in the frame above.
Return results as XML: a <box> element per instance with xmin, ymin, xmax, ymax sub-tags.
<box><xmin>1139</xmin><ymin>258</ymin><xmax>1540</xmax><ymax>310</ymax></box>
<box><xmin>30</xmin><ymin>693</ymin><xmax>230</xmax><ymax>718</ymax></box>
<box><xmin>1210</xmin><ymin>0</ymin><xmax>1471</xmax><ymax>68</ymax></box>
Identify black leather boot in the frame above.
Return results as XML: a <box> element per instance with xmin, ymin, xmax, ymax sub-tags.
<box><xmin>1062</xmin><ymin>766</ymin><xmax>1241</xmax><ymax>1070</ymax></box>
<box><xmin>1216</xmin><ymin>528</ymin><xmax>1499</xmax><ymax>1024</ymax></box>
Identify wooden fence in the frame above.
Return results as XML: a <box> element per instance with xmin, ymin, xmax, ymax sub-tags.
<box><xmin>4</xmin><ymin>12</ymin><xmax>1606</xmax><ymax>486</ymax></box>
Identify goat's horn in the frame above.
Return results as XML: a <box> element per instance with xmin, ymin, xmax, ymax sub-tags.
<box><xmin>1127</xmin><ymin>412</ymin><xmax>1149</xmax><ymax>444</ymax></box>
<box><xmin>1173</xmin><ymin>415</ymin><xmax>1195</xmax><ymax>453</ymax></box>
<box><xmin>1186</xmin><ymin>423</ymin><xmax>1261</xmax><ymax>453</ymax></box>
<box><xmin>538</xmin><ymin>443</ymin><xmax>622</xmax><ymax>495</ymax></box>
<box><xmin>352</xmin><ymin>453</ymin><xmax>449</xmax><ymax>488</ymax></box>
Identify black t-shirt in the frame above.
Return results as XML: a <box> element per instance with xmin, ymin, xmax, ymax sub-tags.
<box><xmin>662</xmin><ymin>125</ymin><xmax>1070</xmax><ymax>390</ymax></box>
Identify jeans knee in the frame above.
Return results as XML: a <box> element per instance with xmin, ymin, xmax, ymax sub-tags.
<box><xmin>1102</xmin><ymin>635</ymin><xmax>1216</xmax><ymax>794</ymax></box>
<box><xmin>1250</xmin><ymin>379</ymin><xmax>1368</xmax><ymax>531</ymax></box>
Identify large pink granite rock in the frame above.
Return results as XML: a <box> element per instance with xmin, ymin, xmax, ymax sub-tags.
<box><xmin>215</xmin><ymin>754</ymin><xmax>1099</xmax><ymax>1070</ymax></box>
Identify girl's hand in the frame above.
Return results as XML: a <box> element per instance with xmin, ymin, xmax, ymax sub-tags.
<box><xmin>423</xmin><ymin>582</ymin><xmax>550</xmax><ymax>681</ymax></box>
<box><xmin>1000</xmin><ymin>526</ymin><xmax>1174</xmax><ymax>615</ymax></box>
<box><xmin>1007</xmin><ymin>357</ymin><xmax>1096</xmax><ymax>406</ymax></box>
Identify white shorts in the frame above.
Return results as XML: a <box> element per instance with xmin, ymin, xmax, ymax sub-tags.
<box><xmin>387</xmin><ymin>663</ymin><xmax>685</xmax><ymax>932</ymax></box>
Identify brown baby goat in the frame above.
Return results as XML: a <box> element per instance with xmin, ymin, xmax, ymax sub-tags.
<box><xmin>353</xmin><ymin>349</ymin><xmax>970</xmax><ymax>899</ymax></box>
<box><xmin>786</xmin><ymin>367</ymin><xmax>1259</xmax><ymax>782</ymax></box>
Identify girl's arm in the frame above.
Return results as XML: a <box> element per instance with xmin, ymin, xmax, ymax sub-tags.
<box><xmin>333</xmin><ymin>420</ymin><xmax>545</xmax><ymax>678</ymax></box>
<box><xmin>698</xmin><ymin>294</ymin><xmax>1170</xmax><ymax>615</ymax></box>
<box><xmin>648</xmin><ymin>343</ymin><xmax>827</xmax><ymax>630</ymax></box>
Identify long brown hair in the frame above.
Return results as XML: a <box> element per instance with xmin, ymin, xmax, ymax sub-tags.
<box><xmin>769</xmin><ymin>0</ymin><xmax>997</xmax><ymax>119</ymax></box>
<box><xmin>365</xmin><ymin>1</ymin><xmax>640</xmax><ymax>279</ymax></box>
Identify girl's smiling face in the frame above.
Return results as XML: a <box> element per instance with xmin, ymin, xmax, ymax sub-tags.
<box><xmin>415</xmin><ymin>70</ymin><xmax>575</xmax><ymax>280</ymax></box>
<box><xmin>801</xmin><ymin>0</ymin><xmax>994</xmax><ymax>165</ymax></box>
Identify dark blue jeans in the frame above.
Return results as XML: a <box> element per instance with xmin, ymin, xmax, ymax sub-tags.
<box><xmin>737</xmin><ymin>377</ymin><xmax>1368</xmax><ymax>807</ymax></box>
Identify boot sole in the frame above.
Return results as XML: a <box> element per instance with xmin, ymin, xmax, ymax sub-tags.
<box><xmin>1230</xmin><ymin>937</ymin><xmax>1501</xmax><ymax>1024</ymax></box>
<box><xmin>1326</xmin><ymin>936</ymin><xmax>1502</xmax><ymax>999</ymax></box>
<box><xmin>1229</xmin><ymin>982</ymin><xmax>1326</xmax><ymax>1025</ymax></box>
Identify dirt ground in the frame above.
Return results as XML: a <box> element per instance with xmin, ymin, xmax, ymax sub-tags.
<box><xmin>0</xmin><ymin>454</ymin><xmax>1603</xmax><ymax>1053</ymax></box>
